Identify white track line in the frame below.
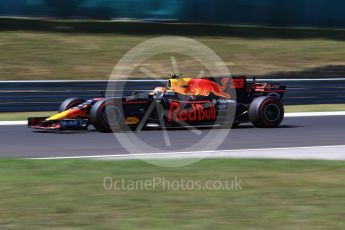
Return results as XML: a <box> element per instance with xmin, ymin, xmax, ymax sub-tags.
<box><xmin>0</xmin><ymin>121</ymin><xmax>27</xmax><ymax>125</ymax></box>
<box><xmin>285</xmin><ymin>111</ymin><xmax>345</xmax><ymax>117</ymax></box>
<box><xmin>28</xmin><ymin>145</ymin><xmax>345</xmax><ymax>161</ymax></box>
<box><xmin>0</xmin><ymin>111</ymin><xmax>344</xmax><ymax>126</ymax></box>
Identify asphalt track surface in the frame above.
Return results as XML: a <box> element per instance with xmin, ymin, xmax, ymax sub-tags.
<box><xmin>0</xmin><ymin>116</ymin><xmax>344</xmax><ymax>158</ymax></box>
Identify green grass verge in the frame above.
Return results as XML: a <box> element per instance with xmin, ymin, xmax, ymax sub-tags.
<box><xmin>0</xmin><ymin>158</ymin><xmax>345</xmax><ymax>229</ymax></box>
<box><xmin>0</xmin><ymin>104</ymin><xmax>344</xmax><ymax>121</ymax></box>
<box><xmin>2</xmin><ymin>18</ymin><xmax>345</xmax><ymax>80</ymax></box>
<box><xmin>285</xmin><ymin>104</ymin><xmax>345</xmax><ymax>112</ymax></box>
<box><xmin>0</xmin><ymin>111</ymin><xmax>55</xmax><ymax>121</ymax></box>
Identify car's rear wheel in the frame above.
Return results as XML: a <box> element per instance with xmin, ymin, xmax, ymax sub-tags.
<box><xmin>90</xmin><ymin>98</ymin><xmax>125</xmax><ymax>132</ymax></box>
<box><xmin>249</xmin><ymin>96</ymin><xmax>284</xmax><ymax>128</ymax></box>
<box><xmin>59</xmin><ymin>98</ymin><xmax>86</xmax><ymax>112</ymax></box>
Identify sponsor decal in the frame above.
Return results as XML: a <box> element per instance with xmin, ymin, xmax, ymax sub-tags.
<box><xmin>167</xmin><ymin>101</ymin><xmax>217</xmax><ymax>122</ymax></box>
<box><xmin>212</xmin><ymin>99</ymin><xmax>236</xmax><ymax>104</ymax></box>
<box><xmin>164</xmin><ymin>92</ymin><xmax>176</xmax><ymax>96</ymax></box>
<box><xmin>125</xmin><ymin>116</ymin><xmax>140</xmax><ymax>125</ymax></box>
<box><xmin>60</xmin><ymin>119</ymin><xmax>88</xmax><ymax>129</ymax></box>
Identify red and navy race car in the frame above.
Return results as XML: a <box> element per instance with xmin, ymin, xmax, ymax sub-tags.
<box><xmin>28</xmin><ymin>74</ymin><xmax>286</xmax><ymax>132</ymax></box>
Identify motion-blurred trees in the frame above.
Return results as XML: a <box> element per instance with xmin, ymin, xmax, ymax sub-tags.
<box><xmin>43</xmin><ymin>0</ymin><xmax>84</xmax><ymax>17</ymax></box>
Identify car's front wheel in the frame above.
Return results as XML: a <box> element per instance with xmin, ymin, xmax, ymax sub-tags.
<box><xmin>59</xmin><ymin>98</ymin><xmax>86</xmax><ymax>112</ymax></box>
<box><xmin>90</xmin><ymin>98</ymin><xmax>125</xmax><ymax>132</ymax></box>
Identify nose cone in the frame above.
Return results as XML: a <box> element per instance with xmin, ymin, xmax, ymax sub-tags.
<box><xmin>46</xmin><ymin>108</ymin><xmax>81</xmax><ymax>121</ymax></box>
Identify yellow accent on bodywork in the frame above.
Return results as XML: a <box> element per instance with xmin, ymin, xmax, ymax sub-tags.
<box><xmin>125</xmin><ymin>116</ymin><xmax>140</xmax><ymax>125</ymax></box>
<box><xmin>168</xmin><ymin>78</ymin><xmax>191</xmax><ymax>94</ymax></box>
<box><xmin>46</xmin><ymin>110</ymin><xmax>72</xmax><ymax>121</ymax></box>
<box><xmin>45</xmin><ymin>108</ymin><xmax>86</xmax><ymax>121</ymax></box>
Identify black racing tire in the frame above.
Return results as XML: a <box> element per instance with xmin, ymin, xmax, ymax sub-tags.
<box><xmin>59</xmin><ymin>98</ymin><xmax>86</xmax><ymax>112</ymax></box>
<box><xmin>90</xmin><ymin>98</ymin><xmax>125</xmax><ymax>132</ymax></box>
<box><xmin>249</xmin><ymin>96</ymin><xmax>284</xmax><ymax>128</ymax></box>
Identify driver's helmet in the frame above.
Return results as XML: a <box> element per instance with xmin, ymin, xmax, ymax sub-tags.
<box><xmin>170</xmin><ymin>72</ymin><xmax>183</xmax><ymax>79</ymax></box>
<box><xmin>153</xmin><ymin>87</ymin><xmax>167</xmax><ymax>94</ymax></box>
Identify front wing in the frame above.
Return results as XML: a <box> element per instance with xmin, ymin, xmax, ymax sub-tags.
<box><xmin>28</xmin><ymin>117</ymin><xmax>89</xmax><ymax>130</ymax></box>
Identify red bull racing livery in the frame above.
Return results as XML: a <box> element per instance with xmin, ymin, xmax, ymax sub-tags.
<box><xmin>28</xmin><ymin>74</ymin><xmax>286</xmax><ymax>132</ymax></box>
<box><xmin>167</xmin><ymin>101</ymin><xmax>217</xmax><ymax>123</ymax></box>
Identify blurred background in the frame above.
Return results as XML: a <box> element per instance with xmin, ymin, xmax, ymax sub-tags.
<box><xmin>2</xmin><ymin>0</ymin><xmax>345</xmax><ymax>80</ymax></box>
<box><xmin>1</xmin><ymin>0</ymin><xmax>345</xmax><ymax>27</ymax></box>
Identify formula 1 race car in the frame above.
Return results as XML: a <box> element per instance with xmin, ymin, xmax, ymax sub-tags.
<box><xmin>28</xmin><ymin>74</ymin><xmax>286</xmax><ymax>132</ymax></box>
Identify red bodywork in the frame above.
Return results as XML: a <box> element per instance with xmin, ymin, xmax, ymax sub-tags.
<box><xmin>183</xmin><ymin>78</ymin><xmax>231</xmax><ymax>98</ymax></box>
